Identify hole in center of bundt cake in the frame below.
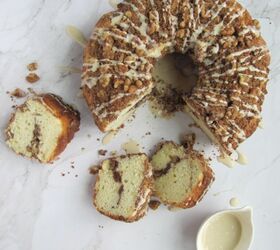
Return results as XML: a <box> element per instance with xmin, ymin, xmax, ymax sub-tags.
<box><xmin>149</xmin><ymin>53</ymin><xmax>198</xmax><ymax>117</ymax></box>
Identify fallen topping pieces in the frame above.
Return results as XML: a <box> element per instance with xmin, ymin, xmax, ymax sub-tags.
<box><xmin>89</xmin><ymin>165</ymin><xmax>101</xmax><ymax>175</ymax></box>
<box><xmin>27</xmin><ymin>62</ymin><xmax>38</xmax><ymax>71</ymax></box>
<box><xmin>149</xmin><ymin>200</ymin><xmax>161</xmax><ymax>210</ymax></box>
<box><xmin>181</xmin><ymin>133</ymin><xmax>196</xmax><ymax>150</ymax></box>
<box><xmin>128</xmin><ymin>85</ymin><xmax>137</xmax><ymax>94</ymax></box>
<box><xmin>10</xmin><ymin>88</ymin><xmax>27</xmax><ymax>98</ymax></box>
<box><xmin>26</xmin><ymin>73</ymin><xmax>40</xmax><ymax>84</ymax></box>
<box><xmin>98</xmin><ymin>149</ymin><xmax>108</xmax><ymax>156</ymax></box>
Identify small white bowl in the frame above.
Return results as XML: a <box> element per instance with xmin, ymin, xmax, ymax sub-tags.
<box><xmin>196</xmin><ymin>206</ymin><xmax>254</xmax><ymax>250</ymax></box>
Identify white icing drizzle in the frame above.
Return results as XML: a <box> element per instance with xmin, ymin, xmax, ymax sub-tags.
<box><xmin>229</xmin><ymin>197</ymin><xmax>240</xmax><ymax>207</ymax></box>
<box><xmin>93</xmin><ymin>85</ymin><xmax>152</xmax><ymax>119</ymax></box>
<box><xmin>111</xmin><ymin>14</ymin><xmax>123</xmax><ymax>25</ymax></box>
<box><xmin>217</xmin><ymin>154</ymin><xmax>235</xmax><ymax>168</ymax></box>
<box><xmin>102</xmin><ymin>130</ymin><xmax>118</xmax><ymax>145</ymax></box>
<box><xmin>66</xmin><ymin>25</ymin><xmax>88</xmax><ymax>47</ymax></box>
<box><xmin>258</xmin><ymin>120</ymin><xmax>264</xmax><ymax>129</ymax></box>
<box><xmin>236</xmin><ymin>150</ymin><xmax>248</xmax><ymax>165</ymax></box>
<box><xmin>82</xmin><ymin>0</ymin><xmax>270</xmax><ymax>151</ymax></box>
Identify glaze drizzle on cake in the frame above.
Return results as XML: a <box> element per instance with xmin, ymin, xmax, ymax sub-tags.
<box><xmin>82</xmin><ymin>0</ymin><xmax>270</xmax><ymax>155</ymax></box>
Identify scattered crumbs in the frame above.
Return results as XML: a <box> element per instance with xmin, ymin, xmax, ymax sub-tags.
<box><xmin>98</xmin><ymin>149</ymin><xmax>107</xmax><ymax>156</ymax></box>
<box><xmin>10</xmin><ymin>88</ymin><xmax>27</xmax><ymax>98</ymax></box>
<box><xmin>26</xmin><ymin>73</ymin><xmax>40</xmax><ymax>84</ymax></box>
<box><xmin>81</xmin><ymin>147</ymin><xmax>85</xmax><ymax>151</ymax></box>
<box><xmin>6</xmin><ymin>91</ymin><xmax>10</xmax><ymax>94</ymax></box>
<box><xmin>61</xmin><ymin>173</ymin><xmax>65</xmax><ymax>176</ymax></box>
<box><xmin>161</xmin><ymin>137</ymin><xmax>164</xmax><ymax>140</ymax></box>
<box><xmin>149</xmin><ymin>200</ymin><xmax>161</xmax><ymax>210</ymax></box>
<box><xmin>75</xmin><ymin>174</ymin><xmax>78</xmax><ymax>178</ymax></box>
<box><xmin>87</xmin><ymin>134</ymin><xmax>91</xmax><ymax>138</ymax></box>
<box><xmin>12</xmin><ymin>105</ymin><xmax>17</xmax><ymax>109</ymax></box>
<box><xmin>98</xmin><ymin>225</ymin><xmax>104</xmax><ymax>229</ymax></box>
<box><xmin>181</xmin><ymin>133</ymin><xmax>196</xmax><ymax>150</ymax></box>
<box><xmin>97</xmin><ymin>138</ymin><xmax>100</xmax><ymax>141</ymax></box>
<box><xmin>27</xmin><ymin>62</ymin><xmax>38</xmax><ymax>71</ymax></box>
<box><xmin>89</xmin><ymin>165</ymin><xmax>100</xmax><ymax>175</ymax></box>
<box><xmin>208</xmin><ymin>157</ymin><xmax>212</xmax><ymax>161</ymax></box>
<box><xmin>71</xmin><ymin>165</ymin><xmax>75</xmax><ymax>169</ymax></box>
<box><xmin>71</xmin><ymin>161</ymin><xmax>75</xmax><ymax>164</ymax></box>
<box><xmin>120</xmin><ymin>124</ymin><xmax>125</xmax><ymax>129</ymax></box>
<box><xmin>145</xmin><ymin>132</ymin><xmax>151</xmax><ymax>136</ymax></box>
<box><xmin>67</xmin><ymin>171</ymin><xmax>70</xmax><ymax>174</ymax></box>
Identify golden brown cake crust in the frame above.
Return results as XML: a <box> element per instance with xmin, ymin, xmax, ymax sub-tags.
<box><xmin>40</xmin><ymin>94</ymin><xmax>80</xmax><ymax>162</ymax></box>
<box><xmin>93</xmin><ymin>153</ymin><xmax>153</xmax><ymax>223</ymax></box>
<box><xmin>5</xmin><ymin>93</ymin><xmax>80</xmax><ymax>163</ymax></box>
<box><xmin>83</xmin><ymin>0</ymin><xmax>270</xmax><ymax>154</ymax></box>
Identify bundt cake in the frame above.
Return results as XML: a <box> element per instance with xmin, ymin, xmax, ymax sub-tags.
<box><xmin>151</xmin><ymin>141</ymin><xmax>214</xmax><ymax>209</ymax></box>
<box><xmin>93</xmin><ymin>154</ymin><xmax>153</xmax><ymax>222</ymax></box>
<box><xmin>82</xmin><ymin>0</ymin><xmax>270</xmax><ymax>155</ymax></box>
<box><xmin>5</xmin><ymin>94</ymin><xmax>80</xmax><ymax>163</ymax></box>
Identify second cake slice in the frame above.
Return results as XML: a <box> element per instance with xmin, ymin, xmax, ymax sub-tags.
<box><xmin>151</xmin><ymin>142</ymin><xmax>214</xmax><ymax>209</ymax></box>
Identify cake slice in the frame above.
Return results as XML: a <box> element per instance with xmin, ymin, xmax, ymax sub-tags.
<box><xmin>151</xmin><ymin>141</ymin><xmax>214</xmax><ymax>209</ymax></box>
<box><xmin>93</xmin><ymin>154</ymin><xmax>153</xmax><ymax>222</ymax></box>
<box><xmin>5</xmin><ymin>93</ymin><xmax>80</xmax><ymax>163</ymax></box>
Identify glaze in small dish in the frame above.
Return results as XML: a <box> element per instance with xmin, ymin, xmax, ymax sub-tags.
<box><xmin>196</xmin><ymin>207</ymin><xmax>253</xmax><ymax>250</ymax></box>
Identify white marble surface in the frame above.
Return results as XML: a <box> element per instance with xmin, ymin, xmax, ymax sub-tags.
<box><xmin>0</xmin><ymin>0</ymin><xmax>280</xmax><ymax>249</ymax></box>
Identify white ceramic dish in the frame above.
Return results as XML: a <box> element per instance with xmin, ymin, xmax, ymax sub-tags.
<box><xmin>196</xmin><ymin>207</ymin><xmax>253</xmax><ymax>250</ymax></box>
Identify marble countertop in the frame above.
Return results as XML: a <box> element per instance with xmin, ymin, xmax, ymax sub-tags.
<box><xmin>0</xmin><ymin>0</ymin><xmax>280</xmax><ymax>249</ymax></box>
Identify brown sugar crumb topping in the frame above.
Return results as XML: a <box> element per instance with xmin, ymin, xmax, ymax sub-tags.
<box><xmin>89</xmin><ymin>165</ymin><xmax>100</xmax><ymax>175</ymax></box>
<box><xmin>27</xmin><ymin>62</ymin><xmax>38</xmax><ymax>71</ymax></box>
<box><xmin>149</xmin><ymin>200</ymin><xmax>161</xmax><ymax>210</ymax></box>
<box><xmin>181</xmin><ymin>133</ymin><xmax>196</xmax><ymax>150</ymax></box>
<box><xmin>10</xmin><ymin>88</ymin><xmax>27</xmax><ymax>98</ymax></box>
<box><xmin>26</xmin><ymin>73</ymin><xmax>40</xmax><ymax>84</ymax></box>
<box><xmin>98</xmin><ymin>149</ymin><xmax>107</xmax><ymax>156</ymax></box>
